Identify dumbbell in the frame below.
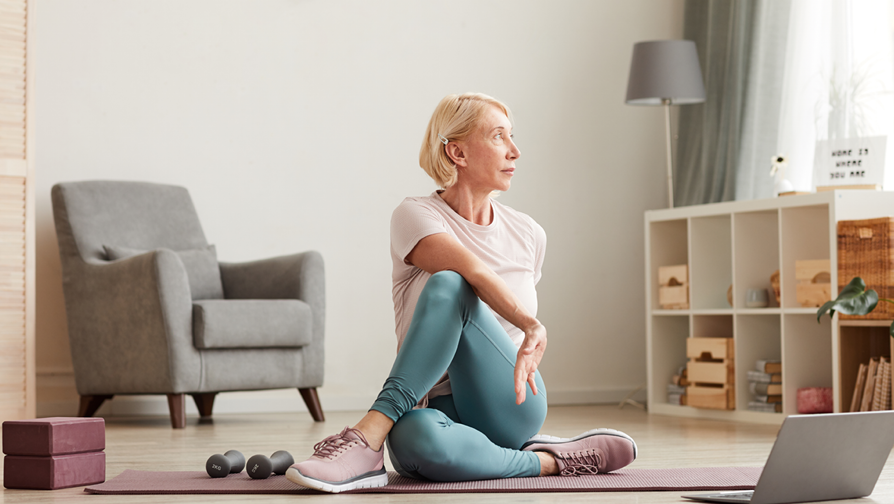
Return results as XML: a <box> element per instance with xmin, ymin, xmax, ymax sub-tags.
<box><xmin>246</xmin><ymin>450</ymin><xmax>295</xmax><ymax>479</ymax></box>
<box><xmin>206</xmin><ymin>450</ymin><xmax>246</xmax><ymax>478</ymax></box>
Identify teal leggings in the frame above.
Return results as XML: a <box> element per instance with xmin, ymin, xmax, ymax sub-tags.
<box><xmin>371</xmin><ymin>271</ymin><xmax>547</xmax><ymax>481</ymax></box>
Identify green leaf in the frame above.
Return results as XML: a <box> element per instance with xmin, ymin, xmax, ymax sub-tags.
<box><xmin>816</xmin><ymin>277</ymin><xmax>879</xmax><ymax>322</ymax></box>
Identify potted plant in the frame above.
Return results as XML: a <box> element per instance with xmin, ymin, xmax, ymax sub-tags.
<box><xmin>816</xmin><ymin>277</ymin><xmax>894</xmax><ymax>336</ymax></box>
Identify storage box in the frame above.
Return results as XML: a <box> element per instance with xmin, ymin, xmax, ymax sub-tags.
<box><xmin>2</xmin><ymin>417</ymin><xmax>105</xmax><ymax>456</ymax></box>
<box><xmin>838</xmin><ymin>217</ymin><xmax>894</xmax><ymax>319</ymax></box>
<box><xmin>686</xmin><ymin>338</ymin><xmax>735</xmax><ymax>410</ymax></box>
<box><xmin>658</xmin><ymin>264</ymin><xmax>689</xmax><ymax>309</ymax></box>
<box><xmin>3</xmin><ymin>452</ymin><xmax>105</xmax><ymax>490</ymax></box>
<box><xmin>795</xmin><ymin>259</ymin><xmax>832</xmax><ymax>308</ymax></box>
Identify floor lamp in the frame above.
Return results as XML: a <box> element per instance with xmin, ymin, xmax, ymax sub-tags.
<box><xmin>625</xmin><ymin>40</ymin><xmax>706</xmax><ymax>208</ymax></box>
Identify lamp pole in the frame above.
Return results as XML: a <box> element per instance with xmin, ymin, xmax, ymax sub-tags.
<box><xmin>663</xmin><ymin>98</ymin><xmax>674</xmax><ymax>208</ymax></box>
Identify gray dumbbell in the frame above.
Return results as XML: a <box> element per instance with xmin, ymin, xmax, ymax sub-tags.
<box><xmin>246</xmin><ymin>450</ymin><xmax>295</xmax><ymax>479</ymax></box>
<box><xmin>206</xmin><ymin>449</ymin><xmax>246</xmax><ymax>478</ymax></box>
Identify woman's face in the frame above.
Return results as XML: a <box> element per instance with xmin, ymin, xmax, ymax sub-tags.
<box><xmin>455</xmin><ymin>105</ymin><xmax>520</xmax><ymax>193</ymax></box>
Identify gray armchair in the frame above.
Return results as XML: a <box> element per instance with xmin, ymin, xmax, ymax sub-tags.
<box><xmin>51</xmin><ymin>181</ymin><xmax>325</xmax><ymax>428</ymax></box>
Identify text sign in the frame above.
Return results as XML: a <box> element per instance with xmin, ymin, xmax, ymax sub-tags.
<box><xmin>814</xmin><ymin>136</ymin><xmax>886</xmax><ymax>187</ymax></box>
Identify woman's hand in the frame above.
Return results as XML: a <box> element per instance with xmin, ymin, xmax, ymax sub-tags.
<box><xmin>514</xmin><ymin>322</ymin><xmax>547</xmax><ymax>404</ymax></box>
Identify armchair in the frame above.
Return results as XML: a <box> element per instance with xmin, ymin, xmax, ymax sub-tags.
<box><xmin>51</xmin><ymin>181</ymin><xmax>325</xmax><ymax>428</ymax></box>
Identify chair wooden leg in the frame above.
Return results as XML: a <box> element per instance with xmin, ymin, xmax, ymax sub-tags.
<box><xmin>191</xmin><ymin>392</ymin><xmax>217</xmax><ymax>424</ymax></box>
<box><xmin>299</xmin><ymin>387</ymin><xmax>325</xmax><ymax>422</ymax></box>
<box><xmin>78</xmin><ymin>395</ymin><xmax>113</xmax><ymax>417</ymax></box>
<box><xmin>167</xmin><ymin>393</ymin><xmax>186</xmax><ymax>429</ymax></box>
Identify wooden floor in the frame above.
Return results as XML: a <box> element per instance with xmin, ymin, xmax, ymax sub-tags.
<box><xmin>3</xmin><ymin>404</ymin><xmax>894</xmax><ymax>503</ymax></box>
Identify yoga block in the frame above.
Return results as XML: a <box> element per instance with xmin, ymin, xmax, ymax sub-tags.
<box><xmin>4</xmin><ymin>452</ymin><xmax>106</xmax><ymax>490</ymax></box>
<box><xmin>2</xmin><ymin>417</ymin><xmax>105</xmax><ymax>456</ymax></box>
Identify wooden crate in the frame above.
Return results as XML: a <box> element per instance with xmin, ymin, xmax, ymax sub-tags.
<box><xmin>686</xmin><ymin>338</ymin><xmax>735</xmax><ymax>410</ymax></box>
<box><xmin>838</xmin><ymin>218</ymin><xmax>894</xmax><ymax>319</ymax></box>
<box><xmin>658</xmin><ymin>264</ymin><xmax>689</xmax><ymax>309</ymax></box>
<box><xmin>795</xmin><ymin>259</ymin><xmax>831</xmax><ymax>308</ymax></box>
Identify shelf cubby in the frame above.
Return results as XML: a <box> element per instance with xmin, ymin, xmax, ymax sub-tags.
<box><xmin>649</xmin><ymin>219</ymin><xmax>688</xmax><ymax>310</ymax></box>
<box><xmin>650</xmin><ymin>315</ymin><xmax>690</xmax><ymax>407</ymax></box>
<box><xmin>690</xmin><ymin>216</ymin><xmax>732</xmax><ymax>310</ymax></box>
<box><xmin>837</xmin><ymin>321</ymin><xmax>893</xmax><ymax>413</ymax></box>
<box><xmin>780</xmin><ymin>205</ymin><xmax>831</xmax><ymax>309</ymax></box>
<box><xmin>733</xmin><ymin>210</ymin><xmax>779</xmax><ymax>310</ymax></box>
<box><xmin>735</xmin><ymin>314</ymin><xmax>781</xmax><ymax>412</ymax></box>
<box><xmin>782</xmin><ymin>314</ymin><xmax>833</xmax><ymax>413</ymax></box>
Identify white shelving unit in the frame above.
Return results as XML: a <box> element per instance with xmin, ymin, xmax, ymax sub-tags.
<box><xmin>645</xmin><ymin>190</ymin><xmax>894</xmax><ymax>424</ymax></box>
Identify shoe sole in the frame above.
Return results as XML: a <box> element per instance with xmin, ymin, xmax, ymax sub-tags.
<box><xmin>521</xmin><ymin>428</ymin><xmax>638</xmax><ymax>459</ymax></box>
<box><xmin>285</xmin><ymin>467</ymin><xmax>388</xmax><ymax>493</ymax></box>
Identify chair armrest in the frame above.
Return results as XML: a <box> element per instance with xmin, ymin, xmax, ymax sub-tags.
<box><xmin>219</xmin><ymin>251</ymin><xmax>326</xmax><ymax>384</ymax></box>
<box><xmin>62</xmin><ymin>249</ymin><xmax>200</xmax><ymax>395</ymax></box>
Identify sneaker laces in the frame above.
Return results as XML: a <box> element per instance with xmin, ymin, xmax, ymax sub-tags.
<box><xmin>557</xmin><ymin>450</ymin><xmax>601</xmax><ymax>476</ymax></box>
<box><xmin>312</xmin><ymin>427</ymin><xmax>370</xmax><ymax>460</ymax></box>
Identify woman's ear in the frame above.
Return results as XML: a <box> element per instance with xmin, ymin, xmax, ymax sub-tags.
<box><xmin>445</xmin><ymin>142</ymin><xmax>467</xmax><ymax>168</ymax></box>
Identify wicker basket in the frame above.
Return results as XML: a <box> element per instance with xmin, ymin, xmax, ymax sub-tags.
<box><xmin>837</xmin><ymin>217</ymin><xmax>894</xmax><ymax>319</ymax></box>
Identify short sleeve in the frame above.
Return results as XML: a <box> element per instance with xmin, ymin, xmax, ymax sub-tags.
<box><xmin>391</xmin><ymin>198</ymin><xmax>448</xmax><ymax>263</ymax></box>
<box><xmin>532</xmin><ymin>220</ymin><xmax>547</xmax><ymax>285</ymax></box>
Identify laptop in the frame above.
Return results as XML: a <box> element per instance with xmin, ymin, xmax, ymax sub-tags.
<box><xmin>682</xmin><ymin>410</ymin><xmax>894</xmax><ymax>504</ymax></box>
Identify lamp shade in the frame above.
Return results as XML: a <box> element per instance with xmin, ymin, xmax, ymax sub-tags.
<box><xmin>625</xmin><ymin>40</ymin><xmax>705</xmax><ymax>105</ymax></box>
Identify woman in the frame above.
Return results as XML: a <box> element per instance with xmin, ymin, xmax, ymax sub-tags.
<box><xmin>286</xmin><ymin>93</ymin><xmax>637</xmax><ymax>493</ymax></box>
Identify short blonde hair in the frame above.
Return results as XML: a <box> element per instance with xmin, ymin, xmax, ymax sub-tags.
<box><xmin>419</xmin><ymin>93</ymin><xmax>512</xmax><ymax>189</ymax></box>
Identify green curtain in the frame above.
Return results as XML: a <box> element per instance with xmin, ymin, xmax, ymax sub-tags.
<box><xmin>675</xmin><ymin>0</ymin><xmax>757</xmax><ymax>206</ymax></box>
<box><xmin>676</xmin><ymin>0</ymin><xmax>793</xmax><ymax>205</ymax></box>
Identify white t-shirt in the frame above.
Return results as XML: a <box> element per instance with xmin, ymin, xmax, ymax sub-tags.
<box><xmin>390</xmin><ymin>191</ymin><xmax>547</xmax><ymax>400</ymax></box>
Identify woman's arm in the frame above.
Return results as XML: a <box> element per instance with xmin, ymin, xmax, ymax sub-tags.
<box><xmin>406</xmin><ymin>232</ymin><xmax>546</xmax><ymax>405</ymax></box>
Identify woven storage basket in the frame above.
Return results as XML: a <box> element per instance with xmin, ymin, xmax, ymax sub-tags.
<box><xmin>837</xmin><ymin>217</ymin><xmax>894</xmax><ymax>319</ymax></box>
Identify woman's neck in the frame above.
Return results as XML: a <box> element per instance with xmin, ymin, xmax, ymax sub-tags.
<box><xmin>438</xmin><ymin>184</ymin><xmax>493</xmax><ymax>226</ymax></box>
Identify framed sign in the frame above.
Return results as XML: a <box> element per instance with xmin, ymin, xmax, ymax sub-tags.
<box><xmin>813</xmin><ymin>136</ymin><xmax>887</xmax><ymax>189</ymax></box>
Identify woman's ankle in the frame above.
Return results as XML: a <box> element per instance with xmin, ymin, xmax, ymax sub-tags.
<box><xmin>353</xmin><ymin>410</ymin><xmax>395</xmax><ymax>451</ymax></box>
<box><xmin>535</xmin><ymin>451</ymin><xmax>559</xmax><ymax>476</ymax></box>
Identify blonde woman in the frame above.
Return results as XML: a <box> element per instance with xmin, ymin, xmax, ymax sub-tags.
<box><xmin>287</xmin><ymin>93</ymin><xmax>637</xmax><ymax>492</ymax></box>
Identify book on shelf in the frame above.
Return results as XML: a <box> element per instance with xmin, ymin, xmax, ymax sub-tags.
<box><xmin>849</xmin><ymin>362</ymin><xmax>868</xmax><ymax>413</ymax></box>
<box><xmin>871</xmin><ymin>358</ymin><xmax>891</xmax><ymax>411</ymax></box>
<box><xmin>748</xmin><ymin>401</ymin><xmax>782</xmax><ymax>413</ymax></box>
<box><xmin>756</xmin><ymin>360</ymin><xmax>782</xmax><ymax>374</ymax></box>
<box><xmin>749</xmin><ymin>381</ymin><xmax>782</xmax><ymax>396</ymax></box>
<box><xmin>859</xmin><ymin>358</ymin><xmax>880</xmax><ymax>412</ymax></box>
<box><xmin>747</xmin><ymin>370</ymin><xmax>782</xmax><ymax>384</ymax></box>
<box><xmin>752</xmin><ymin>394</ymin><xmax>782</xmax><ymax>404</ymax></box>
<box><xmin>667</xmin><ymin>383</ymin><xmax>686</xmax><ymax>395</ymax></box>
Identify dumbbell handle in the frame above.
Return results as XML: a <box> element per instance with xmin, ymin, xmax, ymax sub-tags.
<box><xmin>247</xmin><ymin>450</ymin><xmax>295</xmax><ymax>479</ymax></box>
<box><xmin>206</xmin><ymin>449</ymin><xmax>246</xmax><ymax>478</ymax></box>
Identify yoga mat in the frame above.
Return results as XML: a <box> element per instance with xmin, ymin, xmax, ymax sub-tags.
<box><xmin>85</xmin><ymin>467</ymin><xmax>762</xmax><ymax>494</ymax></box>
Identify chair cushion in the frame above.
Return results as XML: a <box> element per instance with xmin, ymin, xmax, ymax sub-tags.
<box><xmin>192</xmin><ymin>300</ymin><xmax>313</xmax><ymax>349</ymax></box>
<box><xmin>104</xmin><ymin>244</ymin><xmax>224</xmax><ymax>300</ymax></box>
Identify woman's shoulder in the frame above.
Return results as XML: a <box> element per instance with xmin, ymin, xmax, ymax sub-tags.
<box><xmin>391</xmin><ymin>192</ymin><xmax>447</xmax><ymax>225</ymax></box>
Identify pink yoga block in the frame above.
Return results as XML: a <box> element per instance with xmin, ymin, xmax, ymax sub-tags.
<box><xmin>2</xmin><ymin>417</ymin><xmax>105</xmax><ymax>456</ymax></box>
<box><xmin>797</xmin><ymin>387</ymin><xmax>833</xmax><ymax>414</ymax></box>
<box><xmin>4</xmin><ymin>452</ymin><xmax>106</xmax><ymax>490</ymax></box>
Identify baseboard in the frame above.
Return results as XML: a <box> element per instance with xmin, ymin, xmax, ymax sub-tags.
<box><xmin>36</xmin><ymin>383</ymin><xmax>648</xmax><ymax>418</ymax></box>
<box><xmin>546</xmin><ymin>385</ymin><xmax>648</xmax><ymax>406</ymax></box>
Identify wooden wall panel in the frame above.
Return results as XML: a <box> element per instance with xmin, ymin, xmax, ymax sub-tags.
<box><xmin>0</xmin><ymin>0</ymin><xmax>32</xmax><ymax>422</ymax></box>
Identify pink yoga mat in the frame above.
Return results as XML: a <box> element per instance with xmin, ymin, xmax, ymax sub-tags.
<box><xmin>85</xmin><ymin>467</ymin><xmax>762</xmax><ymax>494</ymax></box>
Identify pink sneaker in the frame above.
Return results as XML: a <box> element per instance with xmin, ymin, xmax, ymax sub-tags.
<box><xmin>522</xmin><ymin>428</ymin><xmax>637</xmax><ymax>475</ymax></box>
<box><xmin>285</xmin><ymin>426</ymin><xmax>387</xmax><ymax>493</ymax></box>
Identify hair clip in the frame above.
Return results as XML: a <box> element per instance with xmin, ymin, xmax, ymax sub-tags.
<box><xmin>438</xmin><ymin>134</ymin><xmax>449</xmax><ymax>145</ymax></box>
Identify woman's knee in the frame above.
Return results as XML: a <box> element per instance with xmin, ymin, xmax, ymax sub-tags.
<box><xmin>388</xmin><ymin>409</ymin><xmax>454</xmax><ymax>469</ymax></box>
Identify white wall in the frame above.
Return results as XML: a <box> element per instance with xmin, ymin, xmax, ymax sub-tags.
<box><xmin>34</xmin><ymin>0</ymin><xmax>684</xmax><ymax>417</ymax></box>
